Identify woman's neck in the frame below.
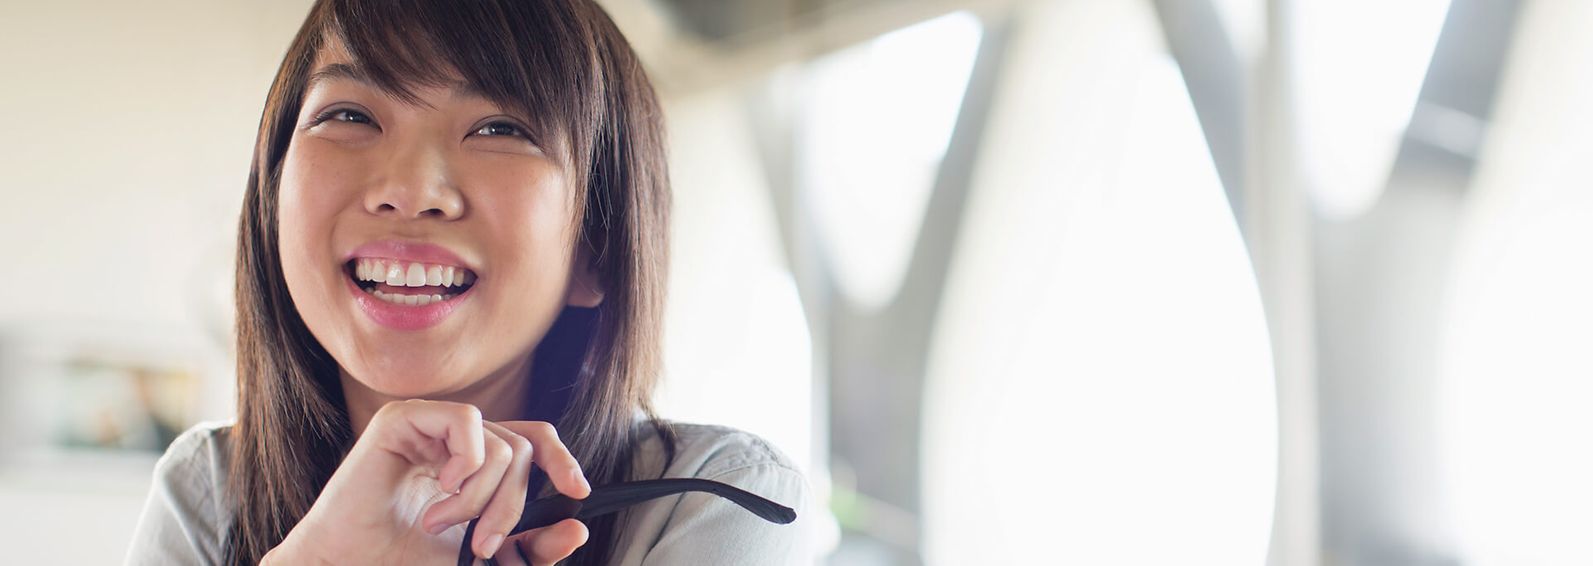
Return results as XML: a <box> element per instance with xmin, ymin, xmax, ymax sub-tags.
<box><xmin>340</xmin><ymin>354</ymin><xmax>536</xmax><ymax>438</ymax></box>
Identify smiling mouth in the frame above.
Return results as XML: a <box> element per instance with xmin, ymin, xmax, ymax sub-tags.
<box><xmin>346</xmin><ymin>258</ymin><xmax>477</xmax><ymax>306</ymax></box>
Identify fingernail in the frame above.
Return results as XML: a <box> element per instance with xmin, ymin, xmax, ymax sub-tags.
<box><xmin>573</xmin><ymin>468</ymin><xmax>591</xmax><ymax>494</ymax></box>
<box><xmin>427</xmin><ymin>522</ymin><xmax>448</xmax><ymax>535</ymax></box>
<box><xmin>481</xmin><ymin>533</ymin><xmax>505</xmax><ymax>558</ymax></box>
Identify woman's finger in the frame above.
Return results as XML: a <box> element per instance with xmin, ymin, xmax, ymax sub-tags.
<box><xmin>465</xmin><ymin>421</ymin><xmax>535</xmax><ymax>560</ymax></box>
<box><xmin>421</xmin><ymin>423</ymin><xmax>513</xmax><ymax>537</ymax></box>
<box><xmin>373</xmin><ymin>399</ymin><xmax>486</xmax><ymax>493</ymax></box>
<box><xmin>494</xmin><ymin>421</ymin><xmax>591</xmax><ymax>499</ymax></box>
<box><xmin>499</xmin><ymin>518</ymin><xmax>589</xmax><ymax>566</ymax></box>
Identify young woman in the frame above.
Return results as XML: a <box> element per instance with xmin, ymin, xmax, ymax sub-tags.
<box><xmin>125</xmin><ymin>1</ymin><xmax>810</xmax><ymax>564</ymax></box>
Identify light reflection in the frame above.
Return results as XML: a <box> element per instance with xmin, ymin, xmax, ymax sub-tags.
<box><xmin>920</xmin><ymin>1</ymin><xmax>1275</xmax><ymax>564</ymax></box>
<box><xmin>795</xmin><ymin>11</ymin><xmax>982</xmax><ymax>311</ymax></box>
<box><xmin>1440</xmin><ymin>1</ymin><xmax>1593</xmax><ymax>562</ymax></box>
<box><xmin>1292</xmin><ymin>0</ymin><xmax>1452</xmax><ymax>219</ymax></box>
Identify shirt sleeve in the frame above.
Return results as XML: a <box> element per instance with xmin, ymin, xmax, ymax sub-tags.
<box><xmin>124</xmin><ymin>424</ymin><xmax>226</xmax><ymax>566</ymax></box>
<box><xmin>640</xmin><ymin>461</ymin><xmax>815</xmax><ymax>566</ymax></box>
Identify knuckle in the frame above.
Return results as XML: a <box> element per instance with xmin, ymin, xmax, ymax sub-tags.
<box><xmin>464</xmin><ymin>440</ymin><xmax>490</xmax><ymax>465</ymax></box>
<box><xmin>489</xmin><ymin>438</ymin><xmax>514</xmax><ymax>463</ymax></box>
<box><xmin>507</xmin><ymin>434</ymin><xmax>534</xmax><ymax>456</ymax></box>
<box><xmin>454</xmin><ymin>403</ymin><xmax>483</xmax><ymax>422</ymax></box>
<box><xmin>374</xmin><ymin>399</ymin><xmax>408</xmax><ymax>418</ymax></box>
<box><xmin>527</xmin><ymin>421</ymin><xmax>557</xmax><ymax>439</ymax></box>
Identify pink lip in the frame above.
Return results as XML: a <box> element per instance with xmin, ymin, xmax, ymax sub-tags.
<box><xmin>343</xmin><ymin>239</ymin><xmax>478</xmax><ymax>331</ymax></box>
<box><xmin>346</xmin><ymin>275</ymin><xmax>473</xmax><ymax>331</ymax></box>
<box><xmin>344</xmin><ymin>240</ymin><xmax>476</xmax><ymax>269</ymax></box>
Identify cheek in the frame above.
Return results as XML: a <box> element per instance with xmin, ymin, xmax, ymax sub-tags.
<box><xmin>277</xmin><ymin>145</ymin><xmax>359</xmax><ymax>312</ymax></box>
<box><xmin>279</xmin><ymin>147</ymin><xmax>354</xmax><ymax>243</ymax></box>
<box><xmin>470</xmin><ymin>168</ymin><xmax>579</xmax><ymax>329</ymax></box>
<box><xmin>472</xmin><ymin>161</ymin><xmax>575</xmax><ymax>261</ymax></box>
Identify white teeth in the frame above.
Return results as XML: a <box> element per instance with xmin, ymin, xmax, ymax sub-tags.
<box><xmin>353</xmin><ymin>259</ymin><xmax>475</xmax><ymax>287</ymax></box>
<box><xmin>365</xmin><ymin>286</ymin><xmax>459</xmax><ymax>305</ymax></box>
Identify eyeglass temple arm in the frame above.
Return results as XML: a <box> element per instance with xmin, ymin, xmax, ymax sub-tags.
<box><xmin>460</xmin><ymin>477</ymin><xmax>797</xmax><ymax>566</ymax></box>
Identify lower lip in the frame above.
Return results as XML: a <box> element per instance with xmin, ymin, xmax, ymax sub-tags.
<box><xmin>345</xmin><ymin>275</ymin><xmax>473</xmax><ymax>331</ymax></box>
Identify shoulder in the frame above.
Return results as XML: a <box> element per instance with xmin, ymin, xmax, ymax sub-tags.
<box><xmin>160</xmin><ymin>420</ymin><xmax>233</xmax><ymax>466</ymax></box>
<box><xmin>649</xmin><ymin>421</ymin><xmax>805</xmax><ymax>481</ymax></box>
<box><xmin>612</xmin><ymin>420</ymin><xmax>816</xmax><ymax>565</ymax></box>
<box><xmin>153</xmin><ymin>420</ymin><xmax>234</xmax><ymax>501</ymax></box>
<box><xmin>127</xmin><ymin>420</ymin><xmax>235</xmax><ymax>565</ymax></box>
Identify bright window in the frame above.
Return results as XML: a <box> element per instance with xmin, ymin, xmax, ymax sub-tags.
<box><xmin>920</xmin><ymin>1</ymin><xmax>1276</xmax><ymax>563</ymax></box>
<box><xmin>1439</xmin><ymin>2</ymin><xmax>1593</xmax><ymax>563</ymax></box>
<box><xmin>795</xmin><ymin>11</ymin><xmax>983</xmax><ymax>311</ymax></box>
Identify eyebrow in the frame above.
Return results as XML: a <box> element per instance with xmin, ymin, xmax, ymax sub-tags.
<box><xmin>305</xmin><ymin>62</ymin><xmax>490</xmax><ymax>103</ymax></box>
<box><xmin>305</xmin><ymin>62</ymin><xmax>369</xmax><ymax>92</ymax></box>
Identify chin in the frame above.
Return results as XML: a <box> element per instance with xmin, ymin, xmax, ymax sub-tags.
<box><xmin>348</xmin><ymin>359</ymin><xmax>466</xmax><ymax>400</ymax></box>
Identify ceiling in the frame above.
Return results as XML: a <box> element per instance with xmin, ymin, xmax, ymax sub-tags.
<box><xmin>598</xmin><ymin>0</ymin><xmax>1016</xmax><ymax>95</ymax></box>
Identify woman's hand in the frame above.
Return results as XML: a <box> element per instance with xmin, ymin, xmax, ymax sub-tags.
<box><xmin>264</xmin><ymin>399</ymin><xmax>593</xmax><ymax>565</ymax></box>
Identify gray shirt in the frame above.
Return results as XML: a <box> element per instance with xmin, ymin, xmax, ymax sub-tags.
<box><xmin>124</xmin><ymin>419</ymin><xmax>815</xmax><ymax>565</ymax></box>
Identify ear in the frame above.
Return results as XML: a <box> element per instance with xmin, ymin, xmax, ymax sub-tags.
<box><xmin>566</xmin><ymin>239</ymin><xmax>605</xmax><ymax>308</ymax></box>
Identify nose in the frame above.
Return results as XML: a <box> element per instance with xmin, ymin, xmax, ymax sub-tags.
<box><xmin>362</xmin><ymin>140</ymin><xmax>464</xmax><ymax>221</ymax></box>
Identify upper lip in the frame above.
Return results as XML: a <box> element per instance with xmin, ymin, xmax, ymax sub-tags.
<box><xmin>344</xmin><ymin>239</ymin><xmax>478</xmax><ymax>272</ymax></box>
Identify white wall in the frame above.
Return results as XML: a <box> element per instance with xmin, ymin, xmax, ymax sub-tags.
<box><xmin>0</xmin><ymin>1</ymin><xmax>315</xmax><ymax>562</ymax></box>
<box><xmin>0</xmin><ymin>0</ymin><xmax>313</xmax><ymax>334</ymax></box>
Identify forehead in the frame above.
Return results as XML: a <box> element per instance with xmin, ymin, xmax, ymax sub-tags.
<box><xmin>304</xmin><ymin>35</ymin><xmax>489</xmax><ymax>107</ymax></box>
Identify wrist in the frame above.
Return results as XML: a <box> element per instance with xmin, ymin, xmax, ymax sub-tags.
<box><xmin>266</xmin><ymin>529</ymin><xmax>336</xmax><ymax>566</ymax></box>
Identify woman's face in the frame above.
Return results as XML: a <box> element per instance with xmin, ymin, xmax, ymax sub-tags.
<box><xmin>277</xmin><ymin>42</ymin><xmax>600</xmax><ymax>399</ymax></box>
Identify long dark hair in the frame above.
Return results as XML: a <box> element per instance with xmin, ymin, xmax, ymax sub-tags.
<box><xmin>226</xmin><ymin>1</ymin><xmax>675</xmax><ymax>564</ymax></box>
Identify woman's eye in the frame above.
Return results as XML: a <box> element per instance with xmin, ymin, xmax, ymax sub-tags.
<box><xmin>315</xmin><ymin>108</ymin><xmax>374</xmax><ymax>126</ymax></box>
<box><xmin>474</xmin><ymin>121</ymin><xmax>526</xmax><ymax>138</ymax></box>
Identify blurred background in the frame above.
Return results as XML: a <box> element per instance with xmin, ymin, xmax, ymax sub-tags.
<box><xmin>0</xmin><ymin>0</ymin><xmax>1589</xmax><ymax>564</ymax></box>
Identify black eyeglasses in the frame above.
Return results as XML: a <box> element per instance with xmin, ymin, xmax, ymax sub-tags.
<box><xmin>457</xmin><ymin>477</ymin><xmax>798</xmax><ymax>565</ymax></box>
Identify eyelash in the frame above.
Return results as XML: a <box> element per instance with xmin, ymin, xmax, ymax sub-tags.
<box><xmin>312</xmin><ymin>108</ymin><xmax>374</xmax><ymax>127</ymax></box>
<box><xmin>310</xmin><ymin>108</ymin><xmax>532</xmax><ymax>141</ymax></box>
<box><xmin>474</xmin><ymin>121</ymin><xmax>529</xmax><ymax>139</ymax></box>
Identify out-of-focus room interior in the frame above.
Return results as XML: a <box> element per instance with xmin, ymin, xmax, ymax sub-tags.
<box><xmin>2</xmin><ymin>0</ymin><xmax>1589</xmax><ymax>564</ymax></box>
